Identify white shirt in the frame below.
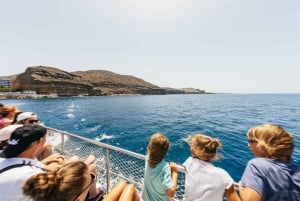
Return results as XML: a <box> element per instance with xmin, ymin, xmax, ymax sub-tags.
<box><xmin>0</xmin><ymin>157</ymin><xmax>44</xmax><ymax>201</ymax></box>
<box><xmin>183</xmin><ymin>157</ymin><xmax>234</xmax><ymax>201</ymax></box>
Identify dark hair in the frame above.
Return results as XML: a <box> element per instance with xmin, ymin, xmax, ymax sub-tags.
<box><xmin>12</xmin><ymin>111</ymin><xmax>23</xmax><ymax>124</ymax></box>
<box><xmin>147</xmin><ymin>133</ymin><xmax>170</xmax><ymax>168</ymax></box>
<box><xmin>3</xmin><ymin>124</ymin><xmax>47</xmax><ymax>158</ymax></box>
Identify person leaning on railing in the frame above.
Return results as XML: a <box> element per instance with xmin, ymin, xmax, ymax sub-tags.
<box><xmin>142</xmin><ymin>133</ymin><xmax>178</xmax><ymax>201</ymax></box>
<box><xmin>182</xmin><ymin>134</ymin><xmax>240</xmax><ymax>201</ymax></box>
<box><xmin>239</xmin><ymin>124</ymin><xmax>300</xmax><ymax>201</ymax></box>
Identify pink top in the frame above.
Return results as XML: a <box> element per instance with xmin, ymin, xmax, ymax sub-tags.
<box><xmin>0</xmin><ymin>117</ymin><xmax>11</xmax><ymax>129</ymax></box>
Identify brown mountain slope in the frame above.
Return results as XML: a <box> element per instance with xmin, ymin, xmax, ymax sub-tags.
<box><xmin>72</xmin><ymin>70</ymin><xmax>157</xmax><ymax>88</ymax></box>
<box><xmin>11</xmin><ymin>66</ymin><xmax>165</xmax><ymax>96</ymax></box>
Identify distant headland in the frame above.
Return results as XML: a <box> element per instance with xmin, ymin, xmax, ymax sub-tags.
<box><xmin>0</xmin><ymin>66</ymin><xmax>210</xmax><ymax>99</ymax></box>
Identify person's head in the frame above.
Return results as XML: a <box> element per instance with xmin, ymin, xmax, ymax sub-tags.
<box><xmin>247</xmin><ymin>124</ymin><xmax>294</xmax><ymax>163</ymax></box>
<box><xmin>23</xmin><ymin>161</ymin><xmax>95</xmax><ymax>201</ymax></box>
<box><xmin>3</xmin><ymin>124</ymin><xmax>47</xmax><ymax>158</ymax></box>
<box><xmin>0</xmin><ymin>124</ymin><xmax>23</xmax><ymax>150</ymax></box>
<box><xmin>0</xmin><ymin>103</ymin><xmax>3</xmax><ymax>108</ymax></box>
<box><xmin>16</xmin><ymin>111</ymin><xmax>39</xmax><ymax>125</ymax></box>
<box><xmin>185</xmin><ymin>134</ymin><xmax>222</xmax><ymax>162</ymax></box>
<box><xmin>0</xmin><ymin>105</ymin><xmax>18</xmax><ymax>119</ymax></box>
<box><xmin>147</xmin><ymin>133</ymin><xmax>170</xmax><ymax>168</ymax></box>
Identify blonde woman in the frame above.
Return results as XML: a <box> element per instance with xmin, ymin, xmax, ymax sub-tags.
<box><xmin>142</xmin><ymin>133</ymin><xmax>178</xmax><ymax>201</ymax></box>
<box><xmin>183</xmin><ymin>134</ymin><xmax>240</xmax><ymax>201</ymax></box>
<box><xmin>239</xmin><ymin>124</ymin><xmax>300</xmax><ymax>201</ymax></box>
<box><xmin>0</xmin><ymin>105</ymin><xmax>18</xmax><ymax>128</ymax></box>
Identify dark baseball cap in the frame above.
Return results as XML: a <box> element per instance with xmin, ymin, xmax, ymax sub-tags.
<box><xmin>3</xmin><ymin>124</ymin><xmax>47</xmax><ymax>158</ymax></box>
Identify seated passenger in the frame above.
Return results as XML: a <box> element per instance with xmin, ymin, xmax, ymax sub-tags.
<box><xmin>0</xmin><ymin>105</ymin><xmax>19</xmax><ymax>129</ymax></box>
<box><xmin>0</xmin><ymin>124</ymin><xmax>50</xmax><ymax>200</ymax></box>
<box><xmin>142</xmin><ymin>133</ymin><xmax>178</xmax><ymax>201</ymax></box>
<box><xmin>0</xmin><ymin>124</ymin><xmax>102</xmax><ymax>201</ymax></box>
<box><xmin>0</xmin><ymin>124</ymin><xmax>23</xmax><ymax>152</ymax></box>
<box><xmin>239</xmin><ymin>124</ymin><xmax>300</xmax><ymax>201</ymax></box>
<box><xmin>183</xmin><ymin>134</ymin><xmax>240</xmax><ymax>201</ymax></box>
<box><xmin>15</xmin><ymin>111</ymin><xmax>52</xmax><ymax>160</ymax></box>
<box><xmin>23</xmin><ymin>161</ymin><xmax>139</xmax><ymax>201</ymax></box>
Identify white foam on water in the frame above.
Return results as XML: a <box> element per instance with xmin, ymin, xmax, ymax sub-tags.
<box><xmin>67</xmin><ymin>113</ymin><xmax>74</xmax><ymax>118</ymax></box>
<box><xmin>94</xmin><ymin>133</ymin><xmax>115</xmax><ymax>141</ymax></box>
<box><xmin>85</xmin><ymin>125</ymin><xmax>102</xmax><ymax>133</ymax></box>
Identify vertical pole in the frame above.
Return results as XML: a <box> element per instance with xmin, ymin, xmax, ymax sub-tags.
<box><xmin>61</xmin><ymin>133</ymin><xmax>65</xmax><ymax>155</ymax></box>
<box><xmin>105</xmin><ymin>148</ymin><xmax>110</xmax><ymax>192</ymax></box>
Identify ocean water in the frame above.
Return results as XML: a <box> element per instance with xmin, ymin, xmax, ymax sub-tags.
<box><xmin>1</xmin><ymin>94</ymin><xmax>300</xmax><ymax>181</ymax></box>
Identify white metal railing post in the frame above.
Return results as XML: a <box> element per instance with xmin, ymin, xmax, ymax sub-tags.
<box><xmin>105</xmin><ymin>147</ymin><xmax>110</xmax><ymax>192</ymax></box>
<box><xmin>61</xmin><ymin>133</ymin><xmax>65</xmax><ymax>155</ymax></box>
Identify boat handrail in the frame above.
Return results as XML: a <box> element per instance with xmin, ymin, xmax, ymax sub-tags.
<box><xmin>46</xmin><ymin>126</ymin><xmax>239</xmax><ymax>201</ymax></box>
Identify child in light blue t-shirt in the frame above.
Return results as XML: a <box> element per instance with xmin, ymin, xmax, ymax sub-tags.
<box><xmin>142</xmin><ymin>133</ymin><xmax>178</xmax><ymax>201</ymax></box>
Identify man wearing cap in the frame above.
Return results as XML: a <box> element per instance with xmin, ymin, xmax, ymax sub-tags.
<box><xmin>0</xmin><ymin>124</ymin><xmax>23</xmax><ymax>153</ymax></box>
<box><xmin>0</xmin><ymin>124</ymin><xmax>104</xmax><ymax>201</ymax></box>
<box><xmin>0</xmin><ymin>124</ymin><xmax>47</xmax><ymax>201</ymax></box>
<box><xmin>15</xmin><ymin>111</ymin><xmax>52</xmax><ymax>160</ymax></box>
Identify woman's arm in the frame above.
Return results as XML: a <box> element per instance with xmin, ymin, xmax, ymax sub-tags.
<box><xmin>165</xmin><ymin>162</ymin><xmax>178</xmax><ymax>199</ymax></box>
<box><xmin>238</xmin><ymin>183</ymin><xmax>261</xmax><ymax>201</ymax></box>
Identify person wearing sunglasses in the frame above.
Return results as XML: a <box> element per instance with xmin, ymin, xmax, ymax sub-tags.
<box><xmin>15</xmin><ymin>111</ymin><xmax>52</xmax><ymax>160</ymax></box>
<box><xmin>239</xmin><ymin>124</ymin><xmax>300</xmax><ymax>201</ymax></box>
<box><xmin>15</xmin><ymin>112</ymin><xmax>40</xmax><ymax>125</ymax></box>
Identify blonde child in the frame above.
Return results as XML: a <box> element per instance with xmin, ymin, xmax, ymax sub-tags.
<box><xmin>183</xmin><ymin>134</ymin><xmax>240</xmax><ymax>201</ymax></box>
<box><xmin>142</xmin><ymin>133</ymin><xmax>178</xmax><ymax>201</ymax></box>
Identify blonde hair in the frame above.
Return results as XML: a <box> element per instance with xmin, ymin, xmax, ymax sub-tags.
<box><xmin>0</xmin><ymin>105</ymin><xmax>18</xmax><ymax>117</ymax></box>
<box><xmin>186</xmin><ymin>134</ymin><xmax>222</xmax><ymax>161</ymax></box>
<box><xmin>23</xmin><ymin>161</ymin><xmax>89</xmax><ymax>201</ymax></box>
<box><xmin>147</xmin><ymin>133</ymin><xmax>170</xmax><ymax>168</ymax></box>
<box><xmin>247</xmin><ymin>124</ymin><xmax>294</xmax><ymax>163</ymax></box>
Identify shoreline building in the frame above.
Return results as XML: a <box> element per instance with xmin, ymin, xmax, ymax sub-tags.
<box><xmin>0</xmin><ymin>79</ymin><xmax>10</xmax><ymax>90</ymax></box>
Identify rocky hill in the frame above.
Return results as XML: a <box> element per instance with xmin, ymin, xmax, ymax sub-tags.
<box><xmin>0</xmin><ymin>66</ymin><xmax>205</xmax><ymax>96</ymax></box>
<box><xmin>2</xmin><ymin>66</ymin><xmax>206</xmax><ymax>97</ymax></box>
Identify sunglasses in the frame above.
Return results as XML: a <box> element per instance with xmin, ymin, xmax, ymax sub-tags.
<box><xmin>248</xmin><ymin>139</ymin><xmax>257</xmax><ymax>144</ymax></box>
<box><xmin>28</xmin><ymin>119</ymin><xmax>39</xmax><ymax>124</ymax></box>
<box><xmin>74</xmin><ymin>173</ymin><xmax>97</xmax><ymax>200</ymax></box>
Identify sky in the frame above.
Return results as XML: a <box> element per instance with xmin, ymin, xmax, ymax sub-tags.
<box><xmin>1</xmin><ymin>0</ymin><xmax>300</xmax><ymax>93</ymax></box>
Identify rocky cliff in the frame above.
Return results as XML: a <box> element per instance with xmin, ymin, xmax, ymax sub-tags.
<box><xmin>6</xmin><ymin>66</ymin><xmax>206</xmax><ymax>97</ymax></box>
<box><xmin>10</xmin><ymin>66</ymin><xmax>166</xmax><ymax>96</ymax></box>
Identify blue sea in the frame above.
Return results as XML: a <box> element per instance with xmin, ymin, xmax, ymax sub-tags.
<box><xmin>1</xmin><ymin>94</ymin><xmax>300</xmax><ymax>182</ymax></box>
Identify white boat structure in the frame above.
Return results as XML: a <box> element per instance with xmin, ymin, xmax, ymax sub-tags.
<box><xmin>47</xmin><ymin>127</ymin><xmax>237</xmax><ymax>201</ymax></box>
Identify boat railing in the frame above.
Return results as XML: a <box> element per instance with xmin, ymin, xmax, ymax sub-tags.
<box><xmin>47</xmin><ymin>127</ymin><xmax>239</xmax><ymax>201</ymax></box>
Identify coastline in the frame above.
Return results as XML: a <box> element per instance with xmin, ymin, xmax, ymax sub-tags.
<box><xmin>0</xmin><ymin>91</ymin><xmax>213</xmax><ymax>100</ymax></box>
<box><xmin>0</xmin><ymin>93</ymin><xmax>58</xmax><ymax>100</ymax></box>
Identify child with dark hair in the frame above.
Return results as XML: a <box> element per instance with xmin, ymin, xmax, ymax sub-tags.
<box><xmin>183</xmin><ymin>134</ymin><xmax>240</xmax><ymax>201</ymax></box>
<box><xmin>142</xmin><ymin>133</ymin><xmax>178</xmax><ymax>201</ymax></box>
